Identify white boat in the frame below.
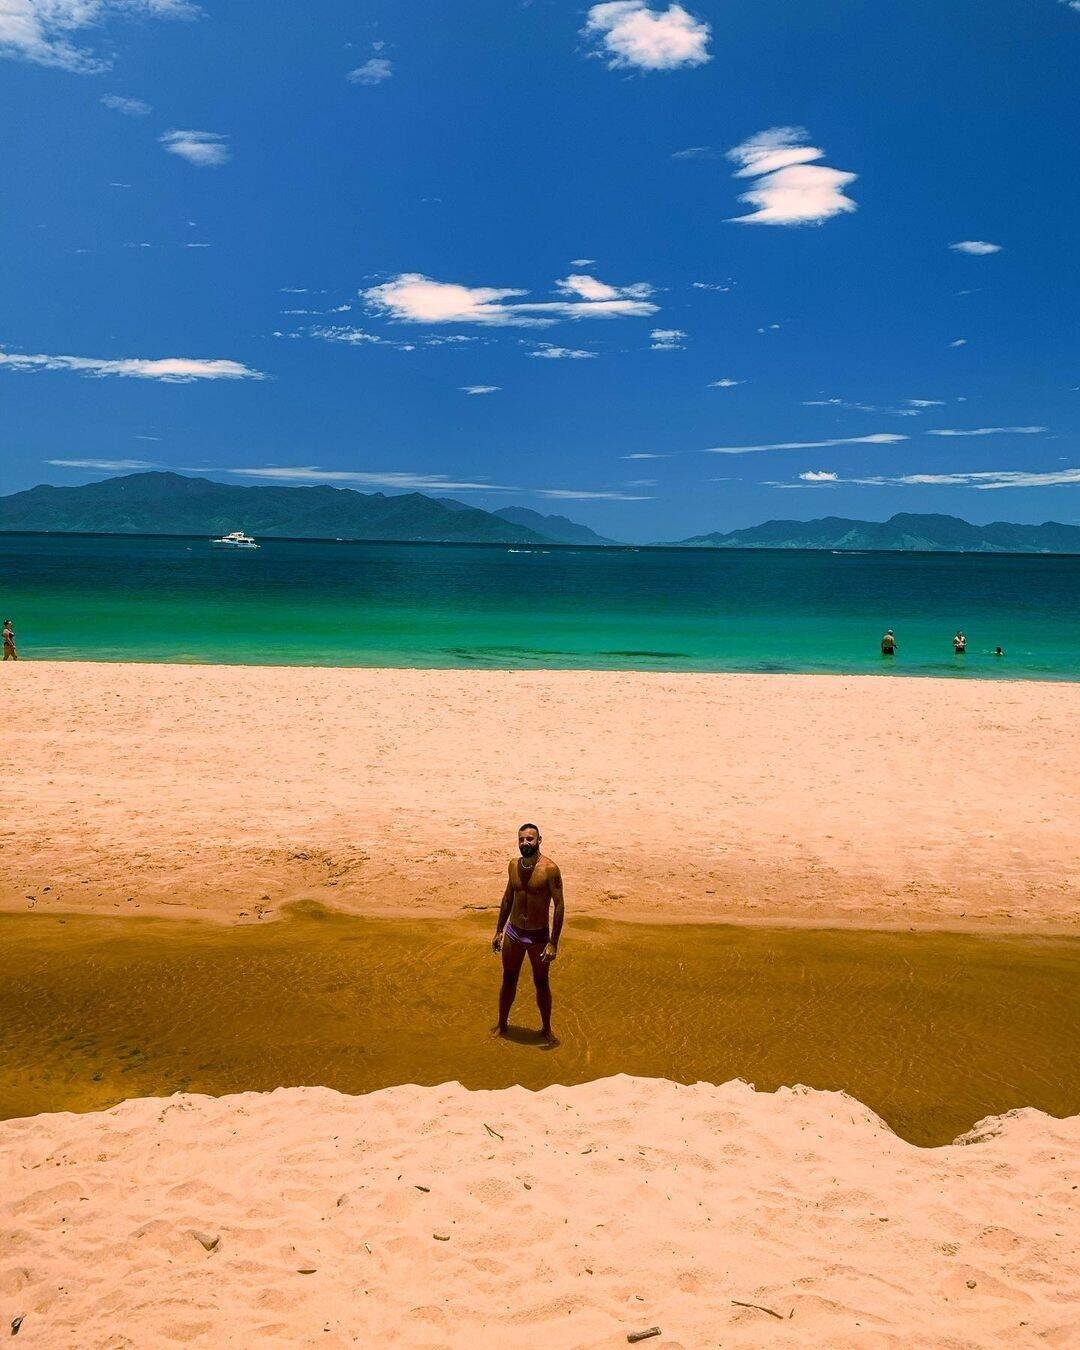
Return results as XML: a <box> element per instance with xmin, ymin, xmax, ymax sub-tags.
<box><xmin>211</xmin><ymin>530</ymin><xmax>259</xmax><ymax>549</ymax></box>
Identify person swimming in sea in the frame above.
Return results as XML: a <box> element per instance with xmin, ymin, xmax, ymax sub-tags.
<box><xmin>953</xmin><ymin>630</ymin><xmax>967</xmax><ymax>654</ymax></box>
<box><xmin>2</xmin><ymin>619</ymin><xmax>16</xmax><ymax>661</ymax></box>
<box><xmin>881</xmin><ymin>628</ymin><xmax>896</xmax><ymax>656</ymax></box>
<box><xmin>491</xmin><ymin>823</ymin><xmax>564</xmax><ymax>1042</ymax></box>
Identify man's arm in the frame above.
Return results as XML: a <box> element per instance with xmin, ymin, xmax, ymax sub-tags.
<box><xmin>545</xmin><ymin>865</ymin><xmax>565</xmax><ymax>960</ymax></box>
<box><xmin>492</xmin><ymin>871</ymin><xmax>513</xmax><ymax>951</ymax></box>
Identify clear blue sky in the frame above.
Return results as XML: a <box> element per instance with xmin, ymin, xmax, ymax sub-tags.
<box><xmin>2</xmin><ymin>0</ymin><xmax>1078</xmax><ymax>541</ymax></box>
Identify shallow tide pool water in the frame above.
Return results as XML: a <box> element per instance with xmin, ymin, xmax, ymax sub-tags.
<box><xmin>2</xmin><ymin>906</ymin><xmax>1077</xmax><ymax>1146</ymax></box>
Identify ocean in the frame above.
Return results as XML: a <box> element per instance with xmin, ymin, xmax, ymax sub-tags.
<box><xmin>3</xmin><ymin>532</ymin><xmax>1079</xmax><ymax>679</ymax></box>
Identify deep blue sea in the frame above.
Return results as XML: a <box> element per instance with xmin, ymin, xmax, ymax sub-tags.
<box><xmin>3</xmin><ymin>533</ymin><xmax>1079</xmax><ymax>679</ymax></box>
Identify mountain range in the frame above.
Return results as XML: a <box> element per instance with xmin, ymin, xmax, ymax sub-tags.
<box><xmin>670</xmin><ymin>512</ymin><xmax>1080</xmax><ymax>553</ymax></box>
<box><xmin>1</xmin><ymin>475</ymin><xmax>1078</xmax><ymax>553</ymax></box>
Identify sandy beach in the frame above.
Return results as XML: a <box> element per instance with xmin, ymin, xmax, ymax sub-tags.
<box><xmin>3</xmin><ymin>661</ymin><xmax>1077</xmax><ymax>932</ymax></box>
<box><xmin>3</xmin><ymin>1075</ymin><xmax>1076</xmax><ymax>1347</ymax></box>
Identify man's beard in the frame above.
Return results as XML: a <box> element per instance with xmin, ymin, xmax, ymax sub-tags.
<box><xmin>519</xmin><ymin>843</ymin><xmax>539</xmax><ymax>859</ymax></box>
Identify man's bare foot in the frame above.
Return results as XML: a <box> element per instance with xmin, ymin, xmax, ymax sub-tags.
<box><xmin>490</xmin><ymin>1023</ymin><xmax>508</xmax><ymax>1038</ymax></box>
<box><xmin>540</xmin><ymin>1027</ymin><xmax>555</xmax><ymax>1043</ymax></box>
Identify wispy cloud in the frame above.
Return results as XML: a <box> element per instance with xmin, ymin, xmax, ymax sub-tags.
<box><xmin>0</xmin><ymin>350</ymin><xmax>264</xmax><ymax>382</ymax></box>
<box><xmin>672</xmin><ymin>145</ymin><xmax>713</xmax><ymax>160</ymax></box>
<box><xmin>100</xmin><ymin>93</ymin><xmax>151</xmax><ymax>116</ymax></box>
<box><xmin>704</xmin><ymin>433</ymin><xmax>906</xmax><ymax>456</ymax></box>
<box><xmin>803</xmin><ymin>397</ymin><xmax>925</xmax><ymax>418</ymax></box>
<box><xmin>799</xmin><ymin>470</ymin><xmax>838</xmax><ymax>482</ymax></box>
<box><xmin>650</xmin><ymin>327</ymin><xmax>686</xmax><ymax>350</ymax></box>
<box><xmin>303</xmin><ymin>325</ymin><xmax>416</xmax><ymax>351</ymax></box>
<box><xmin>569</xmin><ymin>257</ymin><xmax>596</xmax><ymax>266</ymax></box>
<box><xmin>47</xmin><ymin>458</ymin><xmax>160</xmax><ymax>471</ymax></box>
<box><xmin>949</xmin><ymin>240</ymin><xmax>1002</xmax><ymax>255</ymax></box>
<box><xmin>0</xmin><ymin>0</ymin><xmax>198</xmax><ymax>74</ymax></box>
<box><xmin>460</xmin><ymin>384</ymin><xmax>499</xmax><ymax>394</ymax></box>
<box><xmin>230</xmin><ymin>467</ymin><xmax>516</xmax><ymax>492</ymax></box>
<box><xmin>781</xmin><ymin>468</ymin><xmax>1080</xmax><ymax>491</ymax></box>
<box><xmin>582</xmin><ymin>1</ymin><xmax>711</xmax><ymax>71</ymax></box>
<box><xmin>535</xmin><ymin>487</ymin><xmax>653</xmax><ymax>500</ymax></box>
<box><xmin>556</xmin><ymin>273</ymin><xmax>654</xmax><ymax>301</ymax></box>
<box><xmin>347</xmin><ymin>56</ymin><xmax>392</xmax><ymax>85</ymax></box>
<box><xmin>528</xmin><ymin>343</ymin><xmax>598</xmax><ymax>359</ymax></box>
<box><xmin>709</xmin><ymin>377</ymin><xmax>743</xmax><ymax>388</ymax></box>
<box><xmin>692</xmin><ymin>280</ymin><xmax>732</xmax><ymax>291</ymax></box>
<box><xmin>363</xmin><ymin>273</ymin><xmax>657</xmax><ymax>327</ymax></box>
<box><xmin>927</xmin><ymin>426</ymin><xmax>1045</xmax><ymax>437</ymax></box>
<box><xmin>621</xmin><ymin>452</ymin><xmax>666</xmax><ymax>459</ymax></box>
<box><xmin>159</xmin><ymin>129</ymin><xmax>230</xmax><ymax>167</ymax></box>
<box><xmin>726</xmin><ymin>127</ymin><xmax>857</xmax><ymax>226</ymax></box>
<box><xmin>905</xmin><ymin>398</ymin><xmax>946</xmax><ymax>408</ymax></box>
<box><xmin>225</xmin><ymin>466</ymin><xmax>651</xmax><ymax>499</ymax></box>
<box><xmin>949</xmin><ymin>338</ymin><xmax>968</xmax><ymax>348</ymax></box>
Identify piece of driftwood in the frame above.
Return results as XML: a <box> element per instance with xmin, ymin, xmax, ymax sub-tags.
<box><xmin>483</xmin><ymin>1123</ymin><xmax>503</xmax><ymax>1140</ymax></box>
<box><xmin>732</xmin><ymin>1300</ymin><xmax>784</xmax><ymax>1319</ymax></box>
<box><xmin>627</xmin><ymin>1328</ymin><xmax>661</xmax><ymax>1343</ymax></box>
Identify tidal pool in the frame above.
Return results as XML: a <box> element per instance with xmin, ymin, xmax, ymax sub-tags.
<box><xmin>2</xmin><ymin>904</ymin><xmax>1077</xmax><ymax>1146</ymax></box>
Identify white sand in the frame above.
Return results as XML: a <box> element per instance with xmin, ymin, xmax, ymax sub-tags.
<box><xmin>4</xmin><ymin>662</ymin><xmax>1078</xmax><ymax>932</ymax></box>
<box><xmin>2</xmin><ymin>1076</ymin><xmax>1076</xmax><ymax>1348</ymax></box>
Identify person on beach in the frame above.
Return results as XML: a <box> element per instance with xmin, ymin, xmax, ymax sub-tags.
<box><xmin>491</xmin><ymin>824</ymin><xmax>564</xmax><ymax>1041</ymax></box>
<box><xmin>953</xmin><ymin>630</ymin><xmax>967</xmax><ymax>654</ymax></box>
<box><xmin>881</xmin><ymin>628</ymin><xmax>896</xmax><ymax>656</ymax></box>
<box><xmin>2</xmin><ymin>619</ymin><xmax>16</xmax><ymax>661</ymax></box>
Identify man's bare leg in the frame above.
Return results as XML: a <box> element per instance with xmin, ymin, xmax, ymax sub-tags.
<box><xmin>495</xmin><ymin>937</ymin><xmax>527</xmax><ymax>1035</ymax></box>
<box><xmin>527</xmin><ymin>946</ymin><xmax>553</xmax><ymax>1039</ymax></box>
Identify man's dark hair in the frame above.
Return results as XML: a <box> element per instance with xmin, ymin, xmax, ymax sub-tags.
<box><xmin>518</xmin><ymin>823</ymin><xmax>540</xmax><ymax>835</ymax></box>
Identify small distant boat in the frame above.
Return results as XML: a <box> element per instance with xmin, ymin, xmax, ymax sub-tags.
<box><xmin>211</xmin><ymin>530</ymin><xmax>259</xmax><ymax>549</ymax></box>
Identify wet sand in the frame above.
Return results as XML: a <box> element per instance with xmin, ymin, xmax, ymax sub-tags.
<box><xmin>3</xmin><ymin>905</ymin><xmax>1077</xmax><ymax>1146</ymax></box>
<box><xmin>4</xmin><ymin>661</ymin><xmax>1078</xmax><ymax>933</ymax></box>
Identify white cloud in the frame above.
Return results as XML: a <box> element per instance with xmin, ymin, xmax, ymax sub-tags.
<box><xmin>621</xmin><ymin>452</ymin><xmax>665</xmax><ymax>459</ymax></box>
<box><xmin>570</xmin><ymin>258</ymin><xmax>596</xmax><ymax>266</ymax></box>
<box><xmin>582</xmin><ymin>1</ymin><xmax>710</xmax><ymax>71</ymax></box>
<box><xmin>704</xmin><ymin>433</ymin><xmax>907</xmax><ymax>456</ymax></box>
<box><xmin>949</xmin><ymin>338</ymin><xmax>968</xmax><ymax>348</ymax></box>
<box><xmin>347</xmin><ymin>57</ymin><xmax>392</xmax><ymax>85</ymax></box>
<box><xmin>0</xmin><ymin>350</ymin><xmax>265</xmax><ymax>382</ymax></box>
<box><xmin>363</xmin><ymin>273</ymin><xmax>657</xmax><ymax>327</ymax></box>
<box><xmin>48</xmin><ymin>458</ymin><xmax>160</xmax><ymax>471</ymax></box>
<box><xmin>692</xmin><ymin>280</ymin><xmax>732</xmax><ymax>291</ymax></box>
<box><xmin>927</xmin><ymin>426</ymin><xmax>1045</xmax><ymax>437</ymax></box>
<box><xmin>556</xmin><ymin>273</ymin><xmax>653</xmax><ymax>301</ymax></box>
<box><xmin>949</xmin><ymin>240</ymin><xmax>1002</xmax><ymax>255</ymax></box>
<box><xmin>159</xmin><ymin>130</ymin><xmax>230</xmax><ymax>167</ymax></box>
<box><xmin>0</xmin><ymin>0</ymin><xmax>197</xmax><ymax>73</ymax></box>
<box><xmin>726</xmin><ymin>127</ymin><xmax>857</xmax><ymax>226</ymax></box>
<box><xmin>535</xmin><ymin>488</ymin><xmax>652</xmax><ymax>500</ymax></box>
<box><xmin>672</xmin><ymin>145</ymin><xmax>713</xmax><ymax>159</ymax></box>
<box><xmin>799</xmin><ymin>470</ymin><xmax>838</xmax><ymax>482</ymax></box>
<box><xmin>650</xmin><ymin>327</ymin><xmax>686</xmax><ymax>350</ymax></box>
<box><xmin>905</xmin><ymin>398</ymin><xmax>946</xmax><ymax>408</ymax></box>
<box><xmin>788</xmin><ymin>468</ymin><xmax>1080</xmax><ymax>491</ymax></box>
<box><xmin>100</xmin><ymin>93</ymin><xmax>151</xmax><ymax>115</ymax></box>
<box><xmin>460</xmin><ymin>385</ymin><xmax>499</xmax><ymax>394</ymax></box>
<box><xmin>1062</xmin><ymin>1</ymin><xmax>1080</xmax><ymax>10</ymax></box>
<box><xmin>709</xmin><ymin>378</ymin><xmax>743</xmax><ymax>388</ymax></box>
<box><xmin>528</xmin><ymin>343</ymin><xmax>597</xmax><ymax>359</ymax></box>
<box><xmin>803</xmin><ymin>397</ymin><xmax>923</xmax><ymax>417</ymax></box>
<box><xmin>230</xmin><ymin>467</ymin><xmax>517</xmax><ymax>492</ymax></box>
<box><xmin>225</xmin><ymin>466</ymin><xmax>651</xmax><ymax>499</ymax></box>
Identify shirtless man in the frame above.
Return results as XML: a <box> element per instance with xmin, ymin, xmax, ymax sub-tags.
<box><xmin>491</xmin><ymin>824</ymin><xmax>565</xmax><ymax>1041</ymax></box>
<box><xmin>2</xmin><ymin>619</ymin><xmax>16</xmax><ymax>661</ymax></box>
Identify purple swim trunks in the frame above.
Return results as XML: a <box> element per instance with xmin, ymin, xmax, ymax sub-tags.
<box><xmin>504</xmin><ymin>922</ymin><xmax>549</xmax><ymax>949</ymax></box>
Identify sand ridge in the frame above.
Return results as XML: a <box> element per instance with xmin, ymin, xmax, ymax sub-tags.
<box><xmin>1</xmin><ymin>1076</ymin><xmax>1076</xmax><ymax>1347</ymax></box>
<box><xmin>3</xmin><ymin>662</ymin><xmax>1078</xmax><ymax>933</ymax></box>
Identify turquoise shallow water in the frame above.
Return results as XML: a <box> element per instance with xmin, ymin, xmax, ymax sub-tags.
<box><xmin>3</xmin><ymin>532</ymin><xmax>1079</xmax><ymax>679</ymax></box>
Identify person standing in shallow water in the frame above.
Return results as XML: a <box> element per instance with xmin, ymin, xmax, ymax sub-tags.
<box><xmin>491</xmin><ymin>824</ymin><xmax>564</xmax><ymax>1042</ymax></box>
<box><xmin>881</xmin><ymin>628</ymin><xmax>896</xmax><ymax>656</ymax></box>
<box><xmin>953</xmin><ymin>630</ymin><xmax>967</xmax><ymax>655</ymax></box>
<box><xmin>2</xmin><ymin>619</ymin><xmax>16</xmax><ymax>661</ymax></box>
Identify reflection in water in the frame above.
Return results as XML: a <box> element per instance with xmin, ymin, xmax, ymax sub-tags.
<box><xmin>2</xmin><ymin>904</ymin><xmax>1077</xmax><ymax>1146</ymax></box>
